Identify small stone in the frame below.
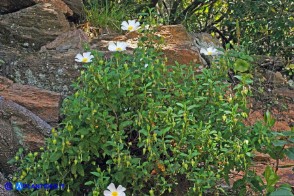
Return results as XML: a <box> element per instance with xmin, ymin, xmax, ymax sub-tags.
<box><xmin>288</xmin><ymin>79</ymin><xmax>294</xmax><ymax>89</ymax></box>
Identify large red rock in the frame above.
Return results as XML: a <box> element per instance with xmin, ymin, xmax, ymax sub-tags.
<box><xmin>97</xmin><ymin>25</ymin><xmax>204</xmax><ymax>66</ymax></box>
<box><xmin>0</xmin><ymin>76</ymin><xmax>61</xmax><ymax>125</ymax></box>
<box><xmin>0</xmin><ymin>97</ymin><xmax>51</xmax><ymax>173</ymax></box>
<box><xmin>158</xmin><ymin>25</ymin><xmax>202</xmax><ymax>65</ymax></box>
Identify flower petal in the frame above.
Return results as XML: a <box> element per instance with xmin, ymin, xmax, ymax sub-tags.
<box><xmin>121</xmin><ymin>21</ymin><xmax>129</xmax><ymax>30</ymax></box>
<box><xmin>117</xmin><ymin>185</ymin><xmax>126</xmax><ymax>192</ymax></box>
<box><xmin>119</xmin><ymin>192</ymin><xmax>126</xmax><ymax>196</ymax></box>
<box><xmin>121</xmin><ymin>21</ymin><xmax>128</xmax><ymax>27</ymax></box>
<box><xmin>128</xmin><ymin>20</ymin><xmax>136</xmax><ymax>25</ymax></box>
<box><xmin>75</xmin><ymin>53</ymin><xmax>83</xmax><ymax>62</ymax></box>
<box><xmin>200</xmin><ymin>48</ymin><xmax>207</xmax><ymax>55</ymax></box>
<box><xmin>103</xmin><ymin>190</ymin><xmax>112</xmax><ymax>196</ymax></box>
<box><xmin>108</xmin><ymin>42</ymin><xmax>117</xmax><ymax>51</ymax></box>
<box><xmin>83</xmin><ymin>52</ymin><xmax>92</xmax><ymax>58</ymax></box>
<box><xmin>75</xmin><ymin>53</ymin><xmax>83</xmax><ymax>59</ymax></box>
<box><xmin>117</xmin><ymin>42</ymin><xmax>128</xmax><ymax>50</ymax></box>
<box><xmin>107</xmin><ymin>183</ymin><xmax>117</xmax><ymax>192</ymax></box>
<box><xmin>134</xmin><ymin>21</ymin><xmax>140</xmax><ymax>28</ymax></box>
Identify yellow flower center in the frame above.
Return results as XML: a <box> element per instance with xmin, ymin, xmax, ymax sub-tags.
<box><xmin>207</xmin><ymin>51</ymin><xmax>213</xmax><ymax>55</ymax></box>
<box><xmin>116</xmin><ymin>47</ymin><xmax>122</xmax><ymax>51</ymax></box>
<box><xmin>128</xmin><ymin>26</ymin><xmax>134</xmax><ymax>31</ymax></box>
<box><xmin>111</xmin><ymin>191</ymin><xmax>118</xmax><ymax>196</ymax></box>
<box><xmin>82</xmin><ymin>57</ymin><xmax>88</xmax><ymax>62</ymax></box>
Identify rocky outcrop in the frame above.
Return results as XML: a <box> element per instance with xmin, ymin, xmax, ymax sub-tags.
<box><xmin>0</xmin><ymin>76</ymin><xmax>61</xmax><ymax>126</ymax></box>
<box><xmin>0</xmin><ymin>0</ymin><xmax>84</xmax><ymax>17</ymax></box>
<box><xmin>40</xmin><ymin>29</ymin><xmax>90</xmax><ymax>52</ymax></box>
<box><xmin>0</xmin><ymin>0</ymin><xmax>35</xmax><ymax>14</ymax></box>
<box><xmin>0</xmin><ymin>45</ymin><xmax>84</xmax><ymax>95</ymax></box>
<box><xmin>93</xmin><ymin>25</ymin><xmax>215</xmax><ymax>66</ymax></box>
<box><xmin>62</xmin><ymin>0</ymin><xmax>85</xmax><ymax>20</ymax></box>
<box><xmin>0</xmin><ymin>25</ymin><xmax>212</xmax><ymax>95</ymax></box>
<box><xmin>0</xmin><ymin>3</ymin><xmax>71</xmax><ymax>50</ymax></box>
<box><xmin>0</xmin><ymin>97</ymin><xmax>51</xmax><ymax>174</ymax></box>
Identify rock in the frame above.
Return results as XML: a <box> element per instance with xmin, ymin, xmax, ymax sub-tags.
<box><xmin>0</xmin><ymin>97</ymin><xmax>51</xmax><ymax>174</ymax></box>
<box><xmin>253</xmin><ymin>151</ymin><xmax>271</xmax><ymax>163</ymax></box>
<box><xmin>0</xmin><ymin>25</ymin><xmax>205</xmax><ymax>95</ymax></box>
<box><xmin>272</xmin><ymin>87</ymin><xmax>294</xmax><ymax>99</ymax></box>
<box><xmin>288</xmin><ymin>79</ymin><xmax>294</xmax><ymax>89</ymax></box>
<box><xmin>0</xmin><ymin>0</ymin><xmax>73</xmax><ymax>16</ymax></box>
<box><xmin>254</xmin><ymin>55</ymin><xmax>287</xmax><ymax>71</ymax></box>
<box><xmin>0</xmin><ymin>172</ymin><xmax>16</xmax><ymax>196</ymax></box>
<box><xmin>158</xmin><ymin>25</ymin><xmax>192</xmax><ymax>45</ymax></box>
<box><xmin>159</xmin><ymin>25</ymin><xmax>202</xmax><ymax>65</ymax></box>
<box><xmin>95</xmin><ymin>25</ymin><xmax>204</xmax><ymax>66</ymax></box>
<box><xmin>273</xmin><ymin>72</ymin><xmax>287</xmax><ymax>85</ymax></box>
<box><xmin>0</xmin><ymin>3</ymin><xmax>71</xmax><ymax>50</ymax></box>
<box><xmin>0</xmin><ymin>0</ymin><xmax>35</xmax><ymax>14</ymax></box>
<box><xmin>40</xmin><ymin>29</ymin><xmax>90</xmax><ymax>52</ymax></box>
<box><xmin>190</xmin><ymin>32</ymin><xmax>222</xmax><ymax>48</ymax></box>
<box><xmin>0</xmin><ymin>44</ymin><xmax>83</xmax><ymax>95</ymax></box>
<box><xmin>35</xmin><ymin>0</ymin><xmax>73</xmax><ymax>16</ymax></box>
<box><xmin>190</xmin><ymin>32</ymin><xmax>222</xmax><ymax>66</ymax></box>
<box><xmin>62</xmin><ymin>0</ymin><xmax>85</xmax><ymax>20</ymax></box>
<box><xmin>0</xmin><ymin>76</ymin><xmax>61</xmax><ymax>126</ymax></box>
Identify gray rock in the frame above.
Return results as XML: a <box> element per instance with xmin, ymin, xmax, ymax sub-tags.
<box><xmin>0</xmin><ymin>44</ymin><xmax>84</xmax><ymax>96</ymax></box>
<box><xmin>63</xmin><ymin>0</ymin><xmax>85</xmax><ymax>20</ymax></box>
<box><xmin>40</xmin><ymin>29</ymin><xmax>90</xmax><ymax>52</ymax></box>
<box><xmin>0</xmin><ymin>3</ymin><xmax>71</xmax><ymax>50</ymax></box>
<box><xmin>0</xmin><ymin>0</ymin><xmax>35</xmax><ymax>14</ymax></box>
<box><xmin>190</xmin><ymin>32</ymin><xmax>222</xmax><ymax>66</ymax></box>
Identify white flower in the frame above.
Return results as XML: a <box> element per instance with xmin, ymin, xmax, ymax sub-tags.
<box><xmin>144</xmin><ymin>24</ymin><xmax>150</xmax><ymax>30</ymax></box>
<box><xmin>104</xmin><ymin>183</ymin><xmax>126</xmax><ymax>196</ymax></box>
<box><xmin>200</xmin><ymin>47</ymin><xmax>220</xmax><ymax>56</ymax></box>
<box><xmin>144</xmin><ymin>64</ymin><xmax>148</xmax><ymax>68</ymax></box>
<box><xmin>108</xmin><ymin>42</ymin><xmax>128</xmax><ymax>51</ymax></box>
<box><xmin>121</xmin><ymin>20</ymin><xmax>140</xmax><ymax>32</ymax></box>
<box><xmin>75</xmin><ymin>52</ymin><xmax>94</xmax><ymax>63</ymax></box>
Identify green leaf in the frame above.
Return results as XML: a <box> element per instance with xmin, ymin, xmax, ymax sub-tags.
<box><xmin>284</xmin><ymin>148</ymin><xmax>294</xmax><ymax>160</ymax></box>
<box><xmin>71</xmin><ymin>164</ymin><xmax>77</xmax><ymax>175</ymax></box>
<box><xmin>145</xmin><ymin>82</ymin><xmax>152</xmax><ymax>88</ymax></box>
<box><xmin>49</xmin><ymin>152</ymin><xmax>62</xmax><ymax>162</ymax></box>
<box><xmin>176</xmin><ymin>103</ymin><xmax>184</xmax><ymax>108</ymax></box>
<box><xmin>272</xmin><ymin>140</ymin><xmax>287</xmax><ymax>146</ymax></box>
<box><xmin>90</xmin><ymin>172</ymin><xmax>100</xmax><ymax>177</ymax></box>
<box><xmin>84</xmin><ymin>181</ymin><xmax>94</xmax><ymax>186</ymax></box>
<box><xmin>77</xmin><ymin>128</ymin><xmax>90</xmax><ymax>135</ymax></box>
<box><xmin>264</xmin><ymin>166</ymin><xmax>279</xmax><ymax>187</ymax></box>
<box><xmin>269</xmin><ymin>188</ymin><xmax>294</xmax><ymax>196</ymax></box>
<box><xmin>277</xmin><ymin>131</ymin><xmax>294</xmax><ymax>137</ymax></box>
<box><xmin>187</xmin><ymin>105</ymin><xmax>198</xmax><ymax>111</ymax></box>
<box><xmin>158</xmin><ymin>127</ymin><xmax>171</xmax><ymax>136</ymax></box>
<box><xmin>77</xmin><ymin>163</ymin><xmax>85</xmax><ymax>176</ymax></box>
<box><xmin>61</xmin><ymin>156</ymin><xmax>68</xmax><ymax>167</ymax></box>
<box><xmin>119</xmin><ymin>120</ymin><xmax>133</xmax><ymax>130</ymax></box>
<box><xmin>234</xmin><ymin>59</ymin><xmax>250</xmax><ymax>72</ymax></box>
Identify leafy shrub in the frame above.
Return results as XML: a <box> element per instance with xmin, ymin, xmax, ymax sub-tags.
<box><xmin>105</xmin><ymin>0</ymin><xmax>293</xmax><ymax>58</ymax></box>
<box><xmin>11</xmin><ymin>24</ymin><xmax>292</xmax><ymax>196</ymax></box>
